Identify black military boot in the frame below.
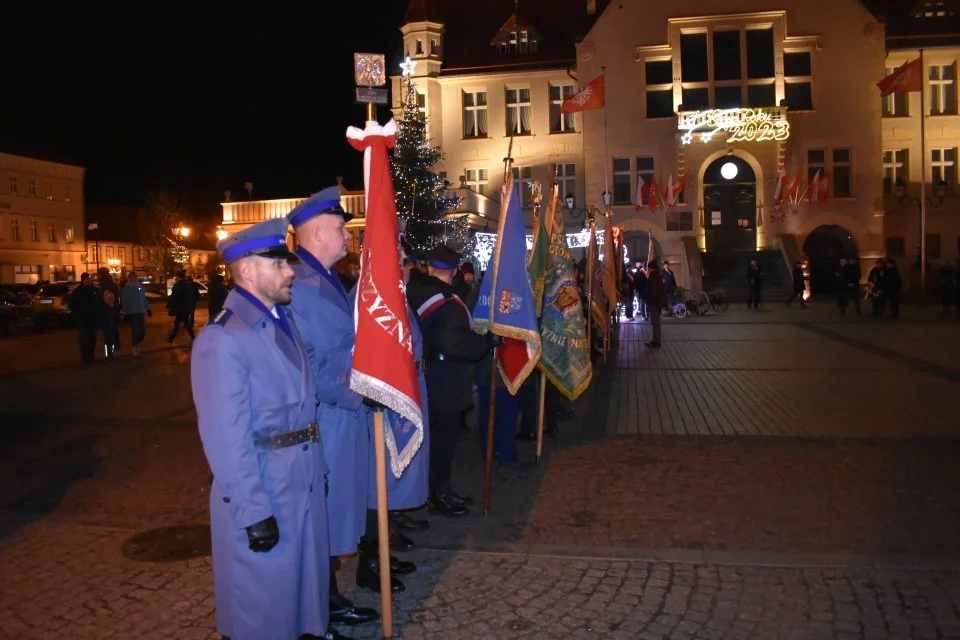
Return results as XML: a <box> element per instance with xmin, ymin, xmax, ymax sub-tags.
<box><xmin>358</xmin><ymin>539</ymin><xmax>416</xmax><ymax>575</ymax></box>
<box><xmin>329</xmin><ymin>565</ymin><xmax>378</xmax><ymax>626</ymax></box>
<box><xmin>443</xmin><ymin>485</ymin><xmax>473</xmax><ymax>507</ymax></box>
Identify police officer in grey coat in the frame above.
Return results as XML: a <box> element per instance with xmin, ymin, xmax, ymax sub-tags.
<box><xmin>191</xmin><ymin>217</ymin><xmax>351</xmax><ymax>640</ymax></box>
<box><xmin>286</xmin><ymin>188</ymin><xmax>380</xmax><ymax>625</ymax></box>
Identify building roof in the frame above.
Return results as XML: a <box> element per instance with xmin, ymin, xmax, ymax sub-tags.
<box><xmin>403</xmin><ymin>0</ymin><xmax>608</xmax><ymax>75</ymax></box>
<box><xmin>862</xmin><ymin>0</ymin><xmax>960</xmax><ymax>48</ymax></box>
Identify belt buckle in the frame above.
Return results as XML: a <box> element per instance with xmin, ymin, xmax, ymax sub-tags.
<box><xmin>308</xmin><ymin>422</ymin><xmax>318</xmax><ymax>443</ymax></box>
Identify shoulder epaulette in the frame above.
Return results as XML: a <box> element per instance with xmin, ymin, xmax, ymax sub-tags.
<box><xmin>212</xmin><ymin>308</ymin><xmax>234</xmax><ymax>326</ymax></box>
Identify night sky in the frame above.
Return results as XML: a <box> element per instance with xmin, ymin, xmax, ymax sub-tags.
<box><xmin>4</xmin><ymin>0</ymin><xmax>409</xmax><ymax>224</ymax></box>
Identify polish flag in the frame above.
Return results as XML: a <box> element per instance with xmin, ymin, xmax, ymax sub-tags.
<box><xmin>785</xmin><ymin>172</ymin><xmax>800</xmax><ymax>202</ymax></box>
<box><xmin>648</xmin><ymin>175</ymin><xmax>661</xmax><ymax>212</ymax></box>
<box><xmin>634</xmin><ymin>175</ymin><xmax>647</xmax><ymax>210</ymax></box>
<box><xmin>807</xmin><ymin>170</ymin><xmax>821</xmax><ymax>202</ymax></box>
<box><xmin>773</xmin><ymin>169</ymin><xmax>787</xmax><ymax>205</ymax></box>
<box><xmin>816</xmin><ymin>170</ymin><xmax>831</xmax><ymax>203</ymax></box>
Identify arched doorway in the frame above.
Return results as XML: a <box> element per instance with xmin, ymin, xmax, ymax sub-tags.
<box><xmin>703</xmin><ymin>155</ymin><xmax>757</xmax><ymax>252</ymax></box>
<box><xmin>802</xmin><ymin>225</ymin><xmax>859</xmax><ymax>295</ymax></box>
<box><xmin>622</xmin><ymin>231</ymin><xmax>663</xmax><ymax>265</ymax></box>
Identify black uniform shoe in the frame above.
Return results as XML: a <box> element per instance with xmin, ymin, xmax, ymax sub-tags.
<box><xmin>390</xmin><ymin>511</ymin><xmax>429</xmax><ymax>531</ymax></box>
<box><xmin>356</xmin><ymin>556</ymin><xmax>406</xmax><ymax>593</ymax></box>
<box><xmin>389</xmin><ymin>530</ymin><xmax>415</xmax><ymax>552</ymax></box>
<box><xmin>329</xmin><ymin>593</ymin><xmax>378</xmax><ymax>626</ymax></box>
<box><xmin>310</xmin><ymin>631</ymin><xmax>356</xmax><ymax>640</ymax></box>
<box><xmin>428</xmin><ymin>489</ymin><xmax>469</xmax><ymax>517</ymax></box>
<box><xmin>444</xmin><ymin>486</ymin><xmax>473</xmax><ymax>507</ymax></box>
<box><xmin>389</xmin><ymin>555</ymin><xmax>416</xmax><ymax>575</ymax></box>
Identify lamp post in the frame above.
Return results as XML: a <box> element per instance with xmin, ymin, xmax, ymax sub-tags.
<box><xmin>564</xmin><ymin>194</ymin><xmax>604</xmax><ymax>226</ymax></box>
<box><xmin>895</xmin><ymin>177</ymin><xmax>946</xmax><ymax>300</ymax></box>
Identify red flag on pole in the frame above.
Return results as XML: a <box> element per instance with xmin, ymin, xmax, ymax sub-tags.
<box><xmin>559</xmin><ymin>75</ymin><xmax>605</xmax><ymax>114</ymax></box>
<box><xmin>346</xmin><ymin>119</ymin><xmax>424</xmax><ymax>435</ymax></box>
<box><xmin>877</xmin><ymin>58</ymin><xmax>922</xmax><ymax>96</ymax></box>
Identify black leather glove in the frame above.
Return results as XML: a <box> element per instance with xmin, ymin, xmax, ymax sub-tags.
<box><xmin>246</xmin><ymin>515</ymin><xmax>279</xmax><ymax>552</ymax></box>
<box><xmin>363</xmin><ymin>396</ymin><xmax>386</xmax><ymax>410</ymax></box>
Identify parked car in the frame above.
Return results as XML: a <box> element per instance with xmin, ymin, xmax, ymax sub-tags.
<box><xmin>33</xmin><ymin>282</ymin><xmax>80</xmax><ymax>328</ymax></box>
<box><xmin>0</xmin><ymin>287</ymin><xmax>35</xmax><ymax>335</ymax></box>
<box><xmin>144</xmin><ymin>283</ymin><xmax>167</xmax><ymax>302</ymax></box>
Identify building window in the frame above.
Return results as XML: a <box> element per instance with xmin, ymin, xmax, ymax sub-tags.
<box><xmin>746</xmin><ymin>28</ymin><xmax>775</xmax><ymax>79</ymax></box>
<box><xmin>505</xmin><ymin>88</ymin><xmax>532</xmax><ymax>135</ymax></box>
<box><xmin>48</xmin><ymin>222</ymin><xmax>56</xmax><ymax>242</ymax></box>
<box><xmin>65</xmin><ymin>225</ymin><xmax>74</xmax><ymax>243</ymax></box>
<box><xmin>883</xmin><ymin>66</ymin><xmax>909</xmax><ymax>116</ymax></box>
<box><xmin>613</xmin><ymin>157</ymin><xmax>632</xmax><ymax>204</ymax></box>
<box><xmin>430</xmin><ymin>39</ymin><xmax>438</xmax><ymax>55</ymax></box>
<box><xmin>645</xmin><ymin>59</ymin><xmax>674</xmax><ymax>118</ymax></box>
<box><xmin>12</xmin><ymin>218</ymin><xmax>20</xmax><ymax>241</ymax></box>
<box><xmin>680</xmin><ymin>33</ymin><xmax>708</xmax><ymax>83</ymax></box>
<box><xmin>807</xmin><ymin>149</ymin><xmax>826</xmax><ymax>183</ymax></box>
<box><xmin>833</xmin><ymin>148</ymin><xmax>852</xmax><ymax>197</ymax></box>
<box><xmin>784</xmin><ymin>51</ymin><xmax>813</xmax><ymax>111</ymax></box>
<box><xmin>932</xmin><ymin>148</ymin><xmax>957</xmax><ymax>185</ymax></box>
<box><xmin>549</xmin><ymin>84</ymin><xmax>576</xmax><ymax>132</ymax></box>
<box><xmin>107</xmin><ymin>246</ymin><xmax>114</xmax><ymax>259</ymax></box>
<box><xmin>713</xmin><ymin>30</ymin><xmax>741</xmax><ymax>82</ymax></box>
<box><xmin>119</xmin><ymin>247</ymin><xmax>126</xmax><ymax>264</ymax></box>
<box><xmin>926</xmin><ymin>233</ymin><xmax>941</xmax><ymax>260</ymax></box>
<box><xmin>519</xmin><ymin>30</ymin><xmax>529</xmax><ymax>54</ymax></box>
<box><xmin>136</xmin><ymin>247</ymin><xmax>144</xmax><ymax>261</ymax></box>
<box><xmin>465</xmin><ymin>168</ymin><xmax>488</xmax><ymax>196</ymax></box>
<box><xmin>666</xmin><ymin>210</ymin><xmax>694</xmax><ymax>232</ymax></box>
<box><xmin>886</xmin><ymin>236</ymin><xmax>905</xmax><ymax>258</ymax></box>
<box><xmin>415</xmin><ymin>39</ymin><xmax>423</xmax><ymax>55</ymax></box>
<box><xmin>636</xmin><ymin>156</ymin><xmax>655</xmax><ymax>205</ymax></box>
<box><xmin>29</xmin><ymin>220</ymin><xmax>39</xmax><ymax>242</ymax></box>
<box><xmin>28</xmin><ymin>179</ymin><xmax>37</xmax><ymax>197</ymax></box>
<box><xmin>512</xmin><ymin>166</ymin><xmax>534</xmax><ymax>208</ymax></box>
<box><xmin>929</xmin><ymin>62</ymin><xmax>957</xmax><ymax>115</ymax></box>
<box><xmin>9</xmin><ymin>176</ymin><xmax>17</xmax><ymax>196</ymax></box>
<box><xmin>65</xmin><ymin>186</ymin><xmax>72</xmax><ymax>202</ymax></box>
<box><xmin>46</xmin><ymin>184</ymin><xmax>54</xmax><ymax>200</ymax></box>
<box><xmin>462</xmin><ymin>91</ymin><xmax>488</xmax><ymax>138</ymax></box>
<box><xmin>552</xmin><ymin>163</ymin><xmax>576</xmax><ymax>203</ymax></box>
<box><xmin>882</xmin><ymin>149</ymin><xmax>908</xmax><ymax>194</ymax></box>
<box><xmin>416</xmin><ymin>91</ymin><xmax>426</xmax><ymax>116</ymax></box>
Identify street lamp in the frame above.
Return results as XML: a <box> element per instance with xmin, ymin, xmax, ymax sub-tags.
<box><xmin>177</xmin><ymin>226</ymin><xmax>191</xmax><ymax>238</ymax></box>
<box><xmin>216</xmin><ymin>228</ymin><xmax>229</xmax><ymax>241</ymax></box>
<box><xmin>601</xmin><ymin>190</ymin><xmax>612</xmax><ymax>209</ymax></box>
<box><xmin>87</xmin><ymin>222</ymin><xmax>100</xmax><ymax>271</ymax></box>
<box><xmin>564</xmin><ymin>194</ymin><xmax>603</xmax><ymax>223</ymax></box>
<box><xmin>894</xmin><ymin>177</ymin><xmax>947</xmax><ymax>299</ymax></box>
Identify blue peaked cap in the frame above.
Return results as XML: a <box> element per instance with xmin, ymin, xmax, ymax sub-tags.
<box><xmin>287</xmin><ymin>186</ymin><xmax>353</xmax><ymax>229</ymax></box>
<box><xmin>426</xmin><ymin>245</ymin><xmax>461</xmax><ymax>270</ymax></box>
<box><xmin>217</xmin><ymin>217</ymin><xmax>296</xmax><ymax>264</ymax></box>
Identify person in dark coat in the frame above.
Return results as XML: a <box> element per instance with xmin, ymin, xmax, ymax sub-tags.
<box><xmin>406</xmin><ymin>245</ymin><xmax>497</xmax><ymax>517</ymax></box>
<box><xmin>452</xmin><ymin>261</ymin><xmax>478</xmax><ymax>308</ymax></box>
<box><xmin>842</xmin><ymin>257</ymin><xmax>862</xmax><ymax>316</ymax></box>
<box><xmin>207</xmin><ymin>273</ymin><xmax>228</xmax><ymax>322</ymax></box>
<box><xmin>866</xmin><ymin>259</ymin><xmax>886</xmax><ymax>316</ymax></box>
<box><xmin>166</xmin><ymin>269</ymin><xmax>197</xmax><ymax>343</ymax></box>
<box><xmin>645</xmin><ymin>261</ymin><xmax>666</xmax><ymax>347</ymax></box>
<box><xmin>97</xmin><ymin>267</ymin><xmax>122</xmax><ymax>357</ymax></box>
<box><xmin>883</xmin><ymin>259</ymin><xmax>902</xmax><ymax>319</ymax></box>
<box><xmin>786</xmin><ymin>259</ymin><xmax>806</xmax><ymax>307</ymax></box>
<box><xmin>68</xmin><ymin>272</ymin><xmax>101</xmax><ymax>364</ymax></box>
<box><xmin>938</xmin><ymin>261</ymin><xmax>955</xmax><ymax>312</ymax></box>
<box><xmin>746</xmin><ymin>259</ymin><xmax>763</xmax><ymax>309</ymax></box>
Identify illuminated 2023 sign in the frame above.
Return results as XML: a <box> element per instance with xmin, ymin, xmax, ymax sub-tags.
<box><xmin>679</xmin><ymin>108</ymin><xmax>790</xmax><ymax>145</ymax></box>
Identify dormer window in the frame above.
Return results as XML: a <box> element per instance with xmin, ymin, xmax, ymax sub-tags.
<box><xmin>519</xmin><ymin>30</ymin><xmax>529</xmax><ymax>54</ymax></box>
<box><xmin>491</xmin><ymin>14</ymin><xmax>543</xmax><ymax>57</ymax></box>
<box><xmin>912</xmin><ymin>0</ymin><xmax>957</xmax><ymax>17</ymax></box>
<box><xmin>416</xmin><ymin>39</ymin><xmax>423</xmax><ymax>55</ymax></box>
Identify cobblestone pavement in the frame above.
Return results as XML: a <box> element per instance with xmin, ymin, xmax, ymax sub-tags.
<box><xmin>1</xmin><ymin>304</ymin><xmax>960</xmax><ymax>638</ymax></box>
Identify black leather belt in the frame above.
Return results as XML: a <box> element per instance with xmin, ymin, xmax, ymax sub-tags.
<box><xmin>255</xmin><ymin>423</ymin><xmax>318</xmax><ymax>451</ymax></box>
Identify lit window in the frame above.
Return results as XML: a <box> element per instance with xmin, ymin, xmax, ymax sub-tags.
<box><xmin>882</xmin><ymin>66</ymin><xmax>909</xmax><ymax>116</ymax></box>
<box><xmin>512</xmin><ymin>166</ymin><xmax>534</xmax><ymax>208</ymax></box>
<box><xmin>505</xmin><ymin>88</ymin><xmax>532</xmax><ymax>135</ymax></box>
<box><xmin>882</xmin><ymin>149</ymin><xmax>908</xmax><ymax>194</ymax></box>
<box><xmin>931</xmin><ymin>148</ymin><xmax>957</xmax><ymax>185</ymax></box>
<box><xmin>929</xmin><ymin>62</ymin><xmax>957</xmax><ymax>115</ymax></box>
<box><xmin>462</xmin><ymin>91</ymin><xmax>488</xmax><ymax>138</ymax></box>
<box><xmin>11</xmin><ymin>218</ymin><xmax>20</xmax><ymax>241</ymax></box>
<box><xmin>833</xmin><ymin>149</ymin><xmax>852</xmax><ymax>197</ymax></box>
<box><xmin>48</xmin><ymin>222</ymin><xmax>56</xmax><ymax>242</ymax></box>
<box><xmin>65</xmin><ymin>225</ymin><xmax>74</xmax><ymax>243</ymax></box>
<box><xmin>613</xmin><ymin>157</ymin><xmax>632</xmax><ymax>204</ymax></box>
<box><xmin>552</xmin><ymin>163</ymin><xmax>576</xmax><ymax>203</ymax></box>
<box><xmin>465</xmin><ymin>168</ymin><xmax>488</xmax><ymax>196</ymax></box>
<box><xmin>28</xmin><ymin>179</ymin><xmax>37</xmax><ymax>197</ymax></box>
<box><xmin>30</xmin><ymin>220</ymin><xmax>39</xmax><ymax>242</ymax></box>
<box><xmin>9</xmin><ymin>176</ymin><xmax>17</xmax><ymax>196</ymax></box>
<box><xmin>549</xmin><ymin>84</ymin><xmax>576</xmax><ymax>132</ymax></box>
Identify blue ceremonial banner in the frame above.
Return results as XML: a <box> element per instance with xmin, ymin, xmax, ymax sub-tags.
<box><xmin>474</xmin><ymin>178</ymin><xmax>542</xmax><ymax>394</ymax></box>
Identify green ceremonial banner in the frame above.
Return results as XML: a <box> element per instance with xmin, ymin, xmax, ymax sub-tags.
<box><xmin>538</xmin><ymin>205</ymin><xmax>592</xmax><ymax>401</ymax></box>
<box><xmin>528</xmin><ymin>187</ymin><xmax>555</xmax><ymax>317</ymax></box>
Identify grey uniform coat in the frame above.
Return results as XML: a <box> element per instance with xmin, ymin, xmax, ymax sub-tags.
<box><xmin>191</xmin><ymin>289</ymin><xmax>330</xmax><ymax>640</ymax></box>
<box><xmin>289</xmin><ymin>252</ymin><xmax>370</xmax><ymax>555</ymax></box>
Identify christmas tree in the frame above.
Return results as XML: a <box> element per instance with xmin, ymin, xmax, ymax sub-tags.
<box><xmin>391</xmin><ymin>73</ymin><xmax>468</xmax><ymax>255</ymax></box>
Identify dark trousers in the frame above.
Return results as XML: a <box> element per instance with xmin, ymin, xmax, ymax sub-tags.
<box><xmin>786</xmin><ymin>290</ymin><xmax>805</xmax><ymax>306</ymax></box>
<box><xmin>625</xmin><ymin>292</ymin><xmax>634</xmax><ymax>318</ymax></box>
<box><xmin>649</xmin><ymin>304</ymin><xmax>662</xmax><ymax>343</ymax></box>
<box><xmin>889</xmin><ymin>295</ymin><xmax>900</xmax><ymax>319</ymax></box>
<box><xmin>476</xmin><ymin>385</ymin><xmax>520</xmax><ymax>464</ymax></box>
<box><xmin>127</xmin><ymin>313</ymin><xmax>146</xmax><ymax>347</ymax></box>
<box><xmin>519</xmin><ymin>373</ymin><xmax>559</xmax><ymax>437</ymax></box>
<box><xmin>429</xmin><ymin>409</ymin><xmax>465</xmax><ymax>490</ymax></box>
<box><xmin>76</xmin><ymin>318</ymin><xmax>97</xmax><ymax>364</ymax></box>
<box><xmin>870</xmin><ymin>294</ymin><xmax>886</xmax><ymax>316</ymax></box>
<box><xmin>747</xmin><ymin>286</ymin><xmax>762</xmax><ymax>308</ymax></box>
<box><xmin>167</xmin><ymin>312</ymin><xmax>195</xmax><ymax>341</ymax></box>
